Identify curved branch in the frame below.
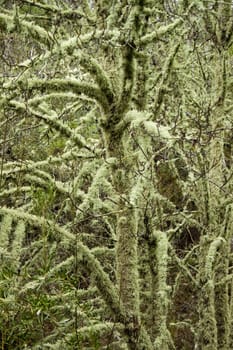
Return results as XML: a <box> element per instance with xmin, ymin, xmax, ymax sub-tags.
<box><xmin>78</xmin><ymin>53</ymin><xmax>115</xmax><ymax>104</ymax></box>
<box><xmin>26</xmin><ymin>78</ymin><xmax>110</xmax><ymax>112</ymax></box>
<box><xmin>9</xmin><ymin>100</ymin><xmax>91</xmax><ymax>150</ymax></box>
<box><xmin>0</xmin><ymin>206</ymin><xmax>124</xmax><ymax>321</ymax></box>
<box><xmin>140</xmin><ymin>19</ymin><xmax>182</xmax><ymax>46</ymax></box>
<box><xmin>0</xmin><ymin>13</ymin><xmax>53</xmax><ymax>47</ymax></box>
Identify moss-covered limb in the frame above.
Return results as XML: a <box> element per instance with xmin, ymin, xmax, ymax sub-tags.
<box><xmin>105</xmin><ymin>1</ymin><xmax>125</xmax><ymax>31</ymax></box>
<box><xmin>136</xmin><ymin>324</ymin><xmax>154</xmax><ymax>350</ymax></box>
<box><xmin>200</xmin><ymin>0</ymin><xmax>233</xmax><ymax>50</ymax></box>
<box><xmin>141</xmin><ymin>203</ymin><xmax>171</xmax><ymax>345</ymax></box>
<box><xmin>12</xmin><ymin>78</ymin><xmax>110</xmax><ymax>113</ymax></box>
<box><xmin>142</xmin><ymin>212</ymin><xmax>158</xmax><ymax>338</ymax></box>
<box><xmin>27</xmin><ymin>92</ymin><xmax>77</xmax><ymax>105</ymax></box>
<box><xmin>206</xmin><ymin>60</ymin><xmax>226</xmax><ymax>208</ymax></box>
<box><xmin>0</xmin><ymin>207</ymin><xmax>124</xmax><ymax>322</ymax></box>
<box><xmin>215</xmin><ymin>274</ymin><xmax>233</xmax><ymax>285</ymax></box>
<box><xmin>133</xmin><ymin>53</ymin><xmax>150</xmax><ymax>111</ymax></box>
<box><xmin>153</xmin><ymin>230</ymin><xmax>169</xmax><ymax>307</ymax></box>
<box><xmin>154</xmin><ymin>329</ymin><xmax>175</xmax><ymax>350</ymax></box>
<box><xmin>153</xmin><ymin>42</ymin><xmax>180</xmax><ymax>115</ymax></box>
<box><xmin>214</xmin><ymin>205</ymin><xmax>232</xmax><ymax>349</ymax></box>
<box><xmin>105</xmin><ymin>139</ymin><xmax>149</xmax><ymax>348</ymax></box>
<box><xmin>214</xmin><ymin>1</ymin><xmax>233</xmax><ymax>48</ymax></box>
<box><xmin>3</xmin><ymin>160</ymin><xmax>55</xmax><ymax>178</ymax></box>
<box><xmin>0</xmin><ymin>186</ymin><xmax>31</xmax><ymax>198</ymax></box>
<box><xmin>205</xmin><ymin>237</ymin><xmax>225</xmax><ymax>280</ymax></box>
<box><xmin>117</xmin><ymin>109</ymin><xmax>151</xmax><ymax>132</ymax></box>
<box><xmin>201</xmin><ymin>235</ymin><xmax>230</xmax><ymax>349</ymax></box>
<box><xmin>71</xmin><ymin>322</ymin><xmax>125</xmax><ymax>342</ymax></box>
<box><xmin>207</xmin><ymin>135</ymin><xmax>225</xmax><ymax>214</ymax></box>
<box><xmin>91</xmin><ymin>247</ymin><xmax>115</xmax><ymax>257</ymax></box>
<box><xmin>3</xmin><ymin>28</ymin><xmax>110</xmax><ymax>81</ymax></box>
<box><xmin>3</xmin><ymin>166</ymin><xmax>61</xmax><ymax>193</ymax></box>
<box><xmin>59</xmin><ymin>29</ymin><xmax>120</xmax><ymax>55</ymax></box>
<box><xmin>151</xmin><ymin>229</ymin><xmax>173</xmax><ymax>350</ymax></box>
<box><xmin>212</xmin><ymin>54</ymin><xmax>227</xmax><ymax>108</ymax></box>
<box><xmin>196</xmin><ymin>153</ymin><xmax>211</xmax><ymax>228</ymax></box>
<box><xmin>77</xmin><ymin>53</ymin><xmax>115</xmax><ymax>105</ymax></box>
<box><xmin>215</xmin><ymin>274</ymin><xmax>231</xmax><ymax>350</ymax></box>
<box><xmin>230</xmin><ymin>275</ymin><xmax>233</xmax><ymax>349</ymax></box>
<box><xmin>197</xmin><ymin>279</ymin><xmax>218</xmax><ymax>350</ymax></box>
<box><xmin>2</xmin><ymin>150</ymin><xmax>94</xmax><ymax>179</ymax></box>
<box><xmin>81</xmin><ymin>238</ymin><xmax>126</xmax><ymax>324</ymax></box>
<box><xmin>74</xmin><ymin>163</ymin><xmax>115</xmax><ymax>221</ymax></box>
<box><xmin>0</xmin><ymin>13</ymin><xmax>53</xmax><ymax>47</ymax></box>
<box><xmin>140</xmin><ymin>19</ymin><xmax>182</xmax><ymax>46</ymax></box>
<box><xmin>115</xmin><ymin>214</ymin><xmax>138</xmax><ymax>294</ymax></box>
<box><xmin>118</xmin><ymin>46</ymin><xmax>136</xmax><ymax>116</ymax></box>
<box><xmin>196</xmin><ymin>236</ymin><xmax>222</xmax><ymax>350</ymax></box>
<box><xmin>59</xmin><ymin>36</ymin><xmax>115</xmax><ymax>103</ymax></box>
<box><xmin>14</xmin><ymin>173</ymin><xmax>53</xmax><ymax>193</ymax></box>
<box><xmin>11</xmin><ymin>220</ymin><xmax>25</xmax><ymax>262</ymax></box>
<box><xmin>20</xmin><ymin>0</ymin><xmax>86</xmax><ymax>21</ymax></box>
<box><xmin>130</xmin><ymin>1</ymin><xmax>150</xmax><ymax>110</ymax></box>
<box><xmin>24</xmin><ymin>174</ymin><xmax>81</xmax><ymax>198</ymax></box>
<box><xmin>0</xmin><ymin>214</ymin><xmax>13</xmax><ymax>248</ymax></box>
<box><xmin>8</xmin><ymin>99</ymin><xmax>90</xmax><ymax>151</ymax></box>
<box><xmin>18</xmin><ymin>103</ymin><xmax>73</xmax><ymax>136</ymax></box>
<box><xmin>121</xmin><ymin>0</ymin><xmax>150</xmax><ymax>47</ymax></box>
<box><xmin>28</xmin><ymin>106</ymin><xmax>91</xmax><ymax>151</ymax></box>
<box><xmin>115</xmin><ymin>208</ymin><xmax>140</xmax><ymax>320</ymax></box>
<box><xmin>219</xmin><ymin>0</ymin><xmax>233</xmax><ymax>41</ymax></box>
<box><xmin>195</xmin><ymin>4</ymin><xmax>214</xmax><ymax>47</ymax></box>
<box><xmin>106</xmin><ymin>3</ymin><xmax>142</xmax><ymax>116</ymax></box>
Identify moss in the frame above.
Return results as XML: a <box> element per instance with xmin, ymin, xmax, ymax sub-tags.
<box><xmin>0</xmin><ymin>214</ymin><xmax>13</xmax><ymax>249</ymax></box>
<box><xmin>48</xmin><ymin>137</ymin><xmax>66</xmax><ymax>156</ymax></box>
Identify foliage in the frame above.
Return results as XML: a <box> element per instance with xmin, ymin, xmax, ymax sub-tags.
<box><xmin>0</xmin><ymin>1</ymin><xmax>233</xmax><ymax>349</ymax></box>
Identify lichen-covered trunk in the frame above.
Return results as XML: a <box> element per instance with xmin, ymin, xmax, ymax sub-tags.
<box><xmin>105</xmin><ymin>132</ymin><xmax>148</xmax><ymax>349</ymax></box>
<box><xmin>196</xmin><ymin>52</ymin><xmax>229</xmax><ymax>348</ymax></box>
<box><xmin>104</xmin><ymin>122</ymin><xmax>153</xmax><ymax>350</ymax></box>
<box><xmin>196</xmin><ymin>236</ymin><xmax>218</xmax><ymax>350</ymax></box>
<box><xmin>116</xmin><ymin>205</ymin><xmax>140</xmax><ymax>349</ymax></box>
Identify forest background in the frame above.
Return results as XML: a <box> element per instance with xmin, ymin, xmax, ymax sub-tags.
<box><xmin>1</xmin><ymin>0</ymin><xmax>233</xmax><ymax>349</ymax></box>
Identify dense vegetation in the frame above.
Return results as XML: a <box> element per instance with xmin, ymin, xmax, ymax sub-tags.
<box><xmin>1</xmin><ymin>1</ymin><xmax>233</xmax><ymax>349</ymax></box>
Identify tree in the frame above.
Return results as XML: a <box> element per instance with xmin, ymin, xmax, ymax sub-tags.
<box><xmin>0</xmin><ymin>1</ymin><xmax>233</xmax><ymax>349</ymax></box>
